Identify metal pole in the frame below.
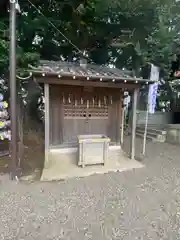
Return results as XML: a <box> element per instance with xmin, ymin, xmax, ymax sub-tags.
<box><xmin>9</xmin><ymin>0</ymin><xmax>17</xmax><ymax>180</ymax></box>
<box><xmin>142</xmin><ymin>103</ymin><xmax>149</xmax><ymax>155</ymax></box>
<box><xmin>142</xmin><ymin>85</ymin><xmax>150</xmax><ymax>155</ymax></box>
<box><xmin>142</xmin><ymin>90</ymin><xmax>150</xmax><ymax>155</ymax></box>
<box><xmin>130</xmin><ymin>89</ymin><xmax>138</xmax><ymax>160</ymax></box>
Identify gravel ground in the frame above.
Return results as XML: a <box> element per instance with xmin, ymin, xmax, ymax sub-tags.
<box><xmin>0</xmin><ymin>137</ymin><xmax>180</xmax><ymax>240</ymax></box>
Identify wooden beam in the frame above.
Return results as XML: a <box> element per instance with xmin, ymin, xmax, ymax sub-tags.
<box><xmin>35</xmin><ymin>77</ymin><xmax>140</xmax><ymax>90</ymax></box>
<box><xmin>44</xmin><ymin>84</ymin><xmax>50</xmax><ymax>163</ymax></box>
<box><xmin>130</xmin><ymin>88</ymin><xmax>138</xmax><ymax>160</ymax></box>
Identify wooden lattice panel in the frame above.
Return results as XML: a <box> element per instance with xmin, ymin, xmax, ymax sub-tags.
<box><xmin>62</xmin><ymin>91</ymin><xmax>111</xmax><ymax>119</ymax></box>
<box><xmin>64</xmin><ymin>101</ymin><xmax>108</xmax><ymax>119</ymax></box>
<box><xmin>64</xmin><ymin>103</ymin><xmax>87</xmax><ymax>118</ymax></box>
<box><xmin>88</xmin><ymin>103</ymin><xmax>108</xmax><ymax>118</ymax></box>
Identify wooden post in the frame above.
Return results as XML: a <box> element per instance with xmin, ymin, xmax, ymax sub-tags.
<box><xmin>116</xmin><ymin>96</ymin><xmax>121</xmax><ymax>145</ymax></box>
<box><xmin>130</xmin><ymin>88</ymin><xmax>138</xmax><ymax>160</ymax></box>
<box><xmin>9</xmin><ymin>0</ymin><xmax>18</xmax><ymax>180</ymax></box>
<box><xmin>44</xmin><ymin>84</ymin><xmax>50</xmax><ymax>163</ymax></box>
<box><xmin>120</xmin><ymin>105</ymin><xmax>125</xmax><ymax>145</ymax></box>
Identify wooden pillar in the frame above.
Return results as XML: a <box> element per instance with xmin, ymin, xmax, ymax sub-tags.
<box><xmin>120</xmin><ymin>105</ymin><xmax>125</xmax><ymax>145</ymax></box>
<box><xmin>44</xmin><ymin>84</ymin><xmax>50</xmax><ymax>162</ymax></box>
<box><xmin>116</xmin><ymin>95</ymin><xmax>121</xmax><ymax>145</ymax></box>
<box><xmin>130</xmin><ymin>88</ymin><xmax>138</xmax><ymax>160</ymax></box>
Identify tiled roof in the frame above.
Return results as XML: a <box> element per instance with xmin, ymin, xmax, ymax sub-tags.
<box><xmin>30</xmin><ymin>60</ymin><xmax>152</xmax><ymax>84</ymax></box>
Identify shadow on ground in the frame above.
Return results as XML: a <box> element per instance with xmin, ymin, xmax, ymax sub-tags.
<box><xmin>0</xmin><ymin>131</ymin><xmax>45</xmax><ymax>181</ymax></box>
<box><xmin>0</xmin><ymin>140</ymin><xmax>11</xmax><ymax>176</ymax></box>
<box><xmin>20</xmin><ymin>131</ymin><xmax>45</xmax><ymax>181</ymax></box>
<box><xmin>0</xmin><ymin>133</ymin><xmax>147</xmax><ymax>181</ymax></box>
<box><xmin>0</xmin><ymin>132</ymin><xmax>164</xmax><ymax>181</ymax></box>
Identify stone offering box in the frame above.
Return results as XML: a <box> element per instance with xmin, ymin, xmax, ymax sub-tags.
<box><xmin>78</xmin><ymin>134</ymin><xmax>110</xmax><ymax>167</ymax></box>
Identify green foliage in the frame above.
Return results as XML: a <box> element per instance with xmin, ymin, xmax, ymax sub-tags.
<box><xmin>0</xmin><ymin>0</ymin><xmax>180</xmax><ymax>112</ymax></box>
<box><xmin>0</xmin><ymin>40</ymin><xmax>8</xmax><ymax>71</ymax></box>
<box><xmin>0</xmin><ymin>0</ymin><xmax>178</xmax><ymax>68</ymax></box>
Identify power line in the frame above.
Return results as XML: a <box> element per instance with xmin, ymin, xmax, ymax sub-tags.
<box><xmin>27</xmin><ymin>0</ymin><xmax>89</xmax><ymax>59</ymax></box>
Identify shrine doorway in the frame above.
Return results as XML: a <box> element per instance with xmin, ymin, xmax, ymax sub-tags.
<box><xmin>49</xmin><ymin>85</ymin><xmax>121</xmax><ymax>147</ymax></box>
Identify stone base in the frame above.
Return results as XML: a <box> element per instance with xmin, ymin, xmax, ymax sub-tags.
<box><xmin>41</xmin><ymin>146</ymin><xmax>143</xmax><ymax>181</ymax></box>
<box><xmin>166</xmin><ymin>124</ymin><xmax>180</xmax><ymax>145</ymax></box>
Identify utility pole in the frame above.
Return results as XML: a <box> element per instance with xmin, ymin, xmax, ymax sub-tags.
<box><xmin>9</xmin><ymin>0</ymin><xmax>17</xmax><ymax>180</ymax></box>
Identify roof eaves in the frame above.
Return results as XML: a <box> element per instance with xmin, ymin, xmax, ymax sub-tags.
<box><xmin>31</xmin><ymin>70</ymin><xmax>152</xmax><ymax>84</ymax></box>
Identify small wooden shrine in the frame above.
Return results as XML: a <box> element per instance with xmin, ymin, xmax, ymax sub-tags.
<box><xmin>30</xmin><ymin>60</ymin><xmax>154</xmax><ymax>166</ymax></box>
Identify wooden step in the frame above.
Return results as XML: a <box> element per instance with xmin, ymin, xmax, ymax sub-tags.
<box><xmin>135</xmin><ymin>132</ymin><xmax>166</xmax><ymax>142</ymax></box>
<box><xmin>136</xmin><ymin>127</ymin><xmax>166</xmax><ymax>135</ymax></box>
<box><xmin>136</xmin><ymin>132</ymin><xmax>155</xmax><ymax>142</ymax></box>
<box><xmin>136</xmin><ymin>129</ymin><xmax>159</xmax><ymax>138</ymax></box>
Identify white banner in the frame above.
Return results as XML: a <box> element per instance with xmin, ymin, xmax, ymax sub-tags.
<box><xmin>123</xmin><ymin>91</ymin><xmax>130</xmax><ymax>108</ymax></box>
<box><xmin>148</xmin><ymin>64</ymin><xmax>159</xmax><ymax>114</ymax></box>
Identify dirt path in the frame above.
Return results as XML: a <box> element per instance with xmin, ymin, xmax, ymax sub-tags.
<box><xmin>0</xmin><ymin>137</ymin><xmax>180</xmax><ymax>239</ymax></box>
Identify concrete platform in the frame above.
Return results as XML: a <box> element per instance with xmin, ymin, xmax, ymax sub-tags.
<box><xmin>41</xmin><ymin>147</ymin><xmax>144</xmax><ymax>181</ymax></box>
